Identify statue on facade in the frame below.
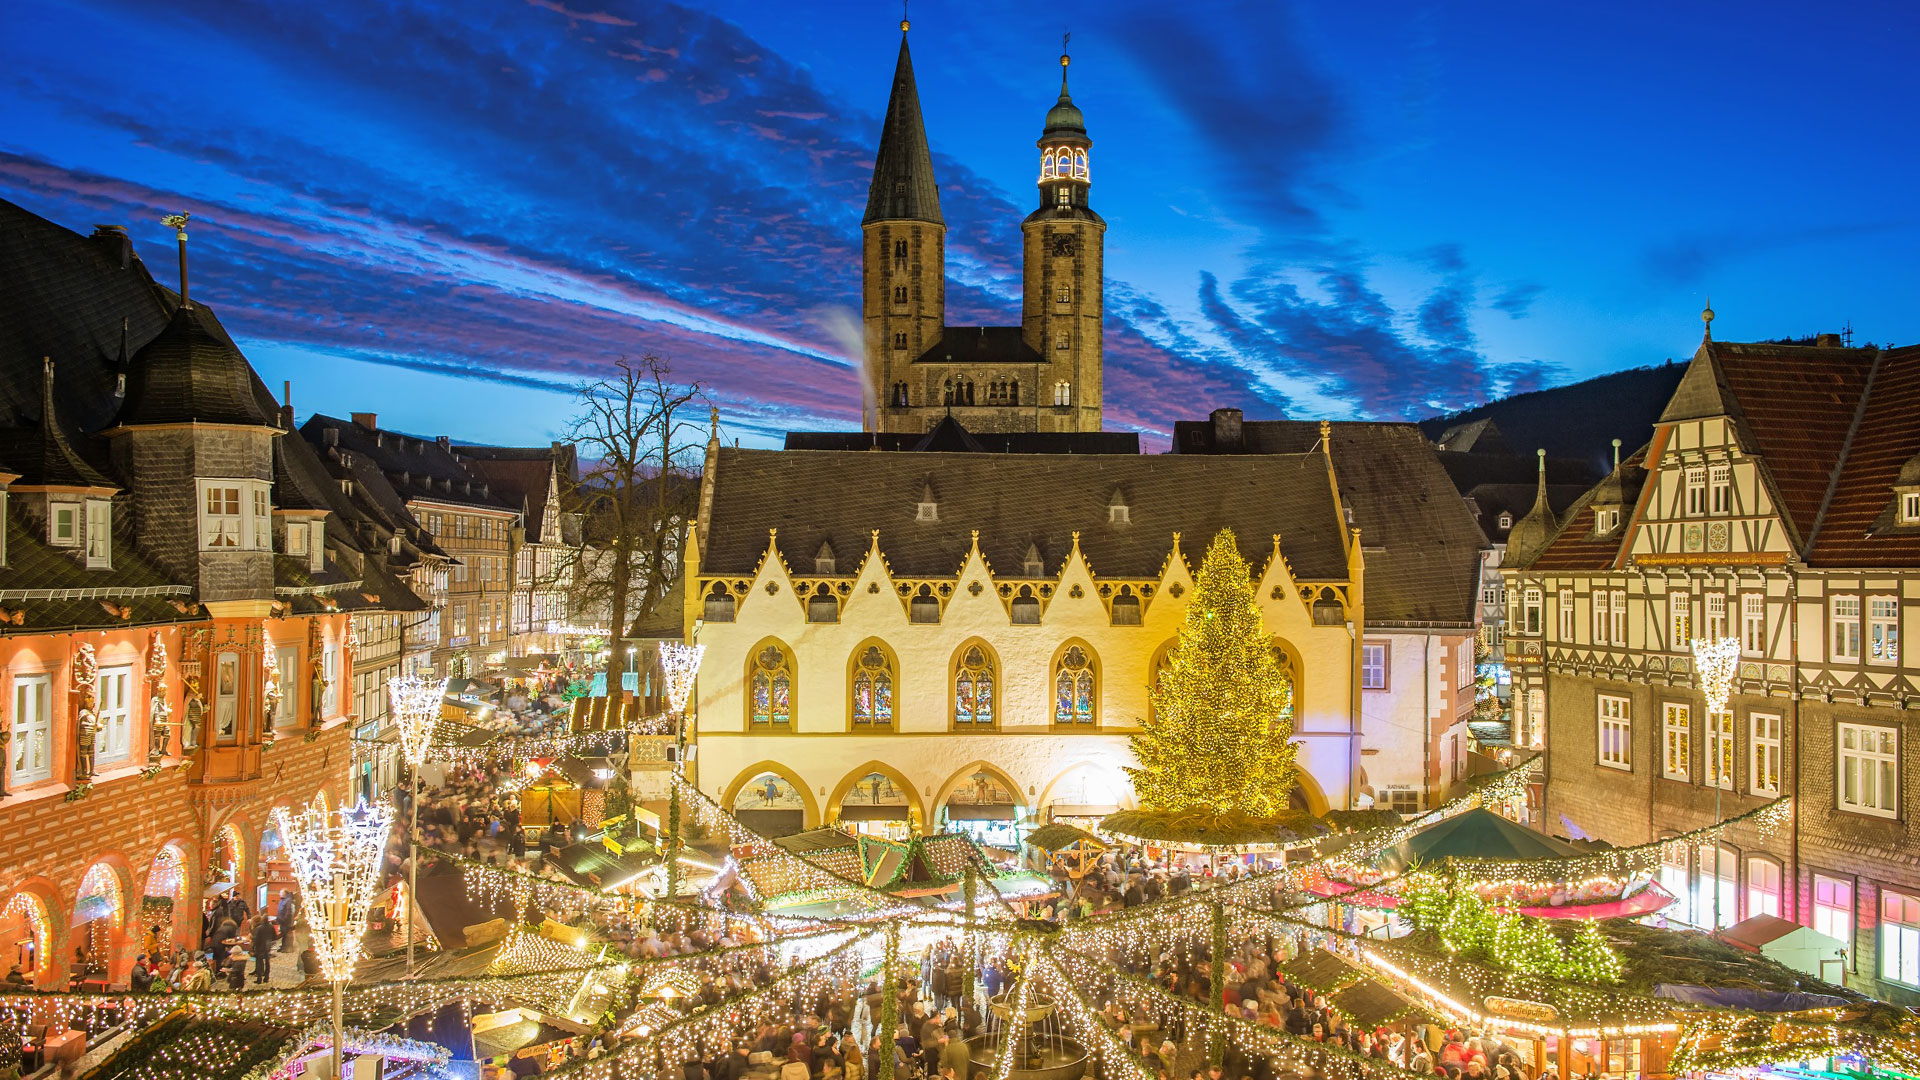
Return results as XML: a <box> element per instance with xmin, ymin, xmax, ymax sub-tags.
<box><xmin>72</xmin><ymin>643</ymin><xmax>99</xmax><ymax>783</ymax></box>
<box><xmin>146</xmin><ymin>634</ymin><xmax>171</xmax><ymax>763</ymax></box>
<box><xmin>181</xmin><ymin>673</ymin><xmax>205</xmax><ymax>750</ymax></box>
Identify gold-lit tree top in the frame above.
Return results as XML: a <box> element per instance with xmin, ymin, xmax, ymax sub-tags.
<box><xmin>1125</xmin><ymin>528</ymin><xmax>1297</xmax><ymax>819</ymax></box>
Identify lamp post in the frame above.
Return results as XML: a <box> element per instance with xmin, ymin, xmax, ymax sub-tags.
<box><xmin>275</xmin><ymin>798</ymin><xmax>392</xmax><ymax>1080</ymax></box>
<box><xmin>1692</xmin><ymin>635</ymin><xmax>1741</xmax><ymax>931</ymax></box>
<box><xmin>389</xmin><ymin>674</ymin><xmax>448</xmax><ymax>973</ymax></box>
<box><xmin>654</xmin><ymin>643</ymin><xmax>704</xmax><ymax>900</ymax></box>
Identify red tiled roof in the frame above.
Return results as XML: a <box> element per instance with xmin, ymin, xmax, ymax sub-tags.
<box><xmin>1707</xmin><ymin>341</ymin><xmax>1875</xmax><ymax>548</ymax></box>
<box><xmin>1804</xmin><ymin>347</ymin><xmax>1920</xmax><ymax>567</ymax></box>
<box><xmin>1524</xmin><ymin>447</ymin><xmax>1647</xmax><ymax>572</ymax></box>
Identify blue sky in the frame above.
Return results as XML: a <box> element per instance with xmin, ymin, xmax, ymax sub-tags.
<box><xmin>4</xmin><ymin>0</ymin><xmax>1915</xmax><ymax>447</ymax></box>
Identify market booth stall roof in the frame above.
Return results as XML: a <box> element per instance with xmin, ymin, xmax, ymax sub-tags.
<box><xmin>1377</xmin><ymin>807</ymin><xmax>1582</xmax><ymax>870</ymax></box>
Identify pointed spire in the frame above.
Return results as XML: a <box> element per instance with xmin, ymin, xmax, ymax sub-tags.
<box><xmin>863</xmin><ymin>31</ymin><xmax>943</xmax><ymax>226</ymax></box>
<box><xmin>1701</xmin><ymin>296</ymin><xmax>1714</xmax><ymax>342</ymax></box>
<box><xmin>1505</xmin><ymin>449</ymin><xmax>1558</xmax><ymax>564</ymax></box>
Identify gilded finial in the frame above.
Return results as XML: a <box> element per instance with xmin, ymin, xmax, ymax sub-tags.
<box><xmin>900</xmin><ymin>0</ymin><xmax>909</xmax><ymax>33</ymax></box>
<box><xmin>1701</xmin><ymin>296</ymin><xmax>1715</xmax><ymax>342</ymax></box>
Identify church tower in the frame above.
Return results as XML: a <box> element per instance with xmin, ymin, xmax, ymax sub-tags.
<box><xmin>1020</xmin><ymin>45</ymin><xmax>1105</xmax><ymax>432</ymax></box>
<box><xmin>862</xmin><ymin>18</ymin><xmax>946</xmax><ymax>433</ymax></box>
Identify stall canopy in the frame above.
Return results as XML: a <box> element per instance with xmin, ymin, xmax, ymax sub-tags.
<box><xmin>1379</xmin><ymin>807</ymin><xmax>1581</xmax><ymax>869</ymax></box>
<box><xmin>587</xmin><ymin>672</ymin><xmax>640</xmax><ymax>697</ymax></box>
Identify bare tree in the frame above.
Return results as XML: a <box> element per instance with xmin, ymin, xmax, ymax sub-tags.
<box><xmin>558</xmin><ymin>356</ymin><xmax>704</xmax><ymax>720</ymax></box>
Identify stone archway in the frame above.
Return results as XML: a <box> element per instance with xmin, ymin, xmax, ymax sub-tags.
<box><xmin>932</xmin><ymin>762</ymin><xmax>1026</xmax><ymax>850</ymax></box>
<box><xmin>722</xmin><ymin>762</ymin><xmax>819</xmax><ymax>837</ymax></box>
<box><xmin>827</xmin><ymin>761</ymin><xmax>923</xmax><ymax>838</ymax></box>
<box><xmin>0</xmin><ymin>882</ymin><xmax>62</xmax><ymax>988</ymax></box>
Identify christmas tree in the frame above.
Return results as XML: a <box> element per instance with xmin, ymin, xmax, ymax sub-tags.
<box><xmin>1125</xmin><ymin>528</ymin><xmax>1298</xmax><ymax>818</ymax></box>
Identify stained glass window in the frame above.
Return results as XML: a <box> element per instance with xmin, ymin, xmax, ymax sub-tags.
<box><xmin>852</xmin><ymin>645</ymin><xmax>893</xmax><ymax>726</ymax></box>
<box><xmin>955</xmin><ymin>646</ymin><xmax>995</xmax><ymax>725</ymax></box>
<box><xmin>750</xmin><ymin>644</ymin><xmax>793</xmax><ymax>725</ymax></box>
<box><xmin>1054</xmin><ymin>645</ymin><xmax>1095</xmax><ymax>724</ymax></box>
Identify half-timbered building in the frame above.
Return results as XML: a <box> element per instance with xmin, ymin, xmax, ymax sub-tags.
<box><xmin>1504</xmin><ymin>321</ymin><xmax>1920</xmax><ymax>1003</ymax></box>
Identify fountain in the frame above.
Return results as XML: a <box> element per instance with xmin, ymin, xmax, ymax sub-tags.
<box><xmin>963</xmin><ymin>986</ymin><xmax>1089</xmax><ymax>1080</ymax></box>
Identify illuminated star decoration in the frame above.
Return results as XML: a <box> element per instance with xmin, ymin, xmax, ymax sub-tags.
<box><xmin>274</xmin><ymin>798</ymin><xmax>395</xmax><ymax>982</ymax></box>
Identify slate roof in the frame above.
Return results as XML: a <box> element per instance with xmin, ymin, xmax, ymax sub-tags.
<box><xmin>0</xmin><ymin>202</ymin><xmax>167</xmax><ymax>431</ymax></box>
<box><xmin>301</xmin><ymin>415</ymin><xmax>514</xmax><ymax>513</ymax></box>
<box><xmin>1817</xmin><ymin>347</ymin><xmax>1920</xmax><ymax>566</ymax></box>
<box><xmin>912</xmin><ymin>325</ymin><xmax>1046</xmax><ymax>367</ymax></box>
<box><xmin>115</xmin><ymin>304</ymin><xmax>275</xmax><ymax>428</ymax></box>
<box><xmin>700</xmin><ymin>447</ymin><xmax>1350</xmax><ymax>583</ymax></box>
<box><xmin>0</xmin><ymin>197</ymin><xmax>427</xmax><ymax>619</ymax></box>
<box><xmin>0</xmin><ymin>362</ymin><xmax>117</xmax><ymax>489</ymax></box>
<box><xmin>455</xmin><ymin>443</ymin><xmax>575</xmax><ymax>541</ymax></box>
<box><xmin>1462</xmin><ymin>482</ymin><xmax>1588</xmax><ymax>545</ymax></box>
<box><xmin>1172</xmin><ymin>420</ymin><xmax>1487</xmax><ymax>626</ymax></box>
<box><xmin>785</xmin><ymin>425</ymin><xmax>1137</xmax><ymax>455</ymax></box>
<box><xmin>863</xmin><ymin>35</ymin><xmax>943</xmax><ymax>226</ymax></box>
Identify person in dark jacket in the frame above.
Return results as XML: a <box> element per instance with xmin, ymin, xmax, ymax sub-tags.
<box><xmin>275</xmin><ymin>890</ymin><xmax>299</xmax><ymax>953</ymax></box>
<box><xmin>249</xmin><ymin>913</ymin><xmax>277</xmax><ymax>983</ymax></box>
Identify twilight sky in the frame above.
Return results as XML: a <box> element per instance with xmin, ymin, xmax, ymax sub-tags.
<box><xmin>5</xmin><ymin>0</ymin><xmax>1917</xmax><ymax>447</ymax></box>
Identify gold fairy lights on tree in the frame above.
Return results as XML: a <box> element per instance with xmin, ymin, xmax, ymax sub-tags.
<box><xmin>1126</xmin><ymin>528</ymin><xmax>1297</xmax><ymax>817</ymax></box>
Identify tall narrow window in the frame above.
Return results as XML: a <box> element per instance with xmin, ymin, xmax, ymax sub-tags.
<box><xmin>1838</xmin><ymin>722</ymin><xmax>1897</xmax><ymax>817</ymax></box>
<box><xmin>1557</xmin><ymin>593</ymin><xmax>1575</xmax><ymax>641</ymax></box>
<box><xmin>1072</xmin><ymin>149</ymin><xmax>1087</xmax><ymax>178</ymax></box>
<box><xmin>749</xmin><ymin>644</ymin><xmax>794</xmax><ymax>726</ymax></box>
<box><xmin>323</xmin><ymin>644</ymin><xmax>339</xmax><ymax>717</ymax></box>
<box><xmin>1522</xmin><ymin>588</ymin><xmax>1542</xmax><ymax>635</ymax></box>
<box><xmin>1055</xmin><ymin>331</ymin><xmax>1071</xmax><ymax>351</ymax></box>
<box><xmin>84</xmin><ymin>499</ymin><xmax>111</xmax><ymax>569</ymax></box>
<box><xmin>10</xmin><ymin>674</ymin><xmax>51</xmax><ymax>786</ymax></box>
<box><xmin>1710</xmin><ymin>465</ymin><xmax>1732</xmax><ymax>515</ymax></box>
<box><xmin>1610</xmin><ymin>590</ymin><xmax>1627</xmax><ymax>645</ymax></box>
<box><xmin>1741</xmin><ymin>593</ymin><xmax>1766</xmax><ymax>655</ymax></box>
<box><xmin>1814</xmin><ymin>875</ymin><xmax>1854</xmax><ymax>961</ymax></box>
<box><xmin>1832</xmin><ymin>596</ymin><xmax>1862</xmax><ymax>660</ymax></box>
<box><xmin>1041</xmin><ymin>149</ymin><xmax>1056</xmax><ymax>179</ymax></box>
<box><xmin>1869</xmin><ymin>596</ymin><xmax>1900</xmax><ymax>665</ymax></box>
<box><xmin>214</xmin><ymin>651</ymin><xmax>240</xmax><ymax>742</ymax></box>
<box><xmin>1597</xmin><ymin>694</ymin><xmax>1631</xmax><ymax>770</ymax></box>
<box><xmin>1685</xmin><ymin>466</ymin><xmax>1708</xmax><ymax>516</ymax></box>
<box><xmin>1360</xmin><ymin>643</ymin><xmax>1389</xmax><ymax>689</ymax></box>
<box><xmin>1593</xmin><ymin>589</ymin><xmax>1609</xmax><ymax>644</ymax></box>
<box><xmin>1704</xmin><ymin>592</ymin><xmax>1728</xmax><ymax>639</ymax></box>
<box><xmin>953</xmin><ymin>646</ymin><xmax>996</xmax><ymax>726</ymax></box>
<box><xmin>1055</xmin><ymin>285</ymin><xmax>1072</xmax><ymax>305</ymax></box>
<box><xmin>1905</xmin><ymin>491</ymin><xmax>1920</xmax><ymax>524</ymax></box>
<box><xmin>1523</xmin><ymin>687</ymin><xmax>1545</xmax><ymax>749</ymax></box>
<box><xmin>1747</xmin><ymin>857</ymin><xmax>1782</xmax><ymax>918</ymax></box>
<box><xmin>1694</xmin><ymin>844</ymin><xmax>1737</xmax><ymax>929</ymax></box>
<box><xmin>1750</xmin><ymin>711</ymin><xmax>1782</xmax><ymax>795</ymax></box>
<box><xmin>1054</xmin><ymin>645</ymin><xmax>1096</xmax><ymax>725</ymax></box>
<box><xmin>1662</xmin><ymin>701</ymin><xmax>1691</xmax><ymax>781</ymax></box>
<box><xmin>850</xmin><ymin>645</ymin><xmax>894</xmax><ymax>727</ymax></box>
<box><xmin>96</xmin><ymin>665</ymin><xmax>132</xmax><ymax>765</ymax></box>
<box><xmin>1053</xmin><ymin>381</ymin><xmax>1071</xmax><ymax>406</ymax></box>
<box><xmin>1056</xmin><ymin>186</ymin><xmax>1070</xmax><ymax>207</ymax></box>
<box><xmin>276</xmin><ymin>645</ymin><xmax>301</xmax><ymax>729</ymax></box>
<box><xmin>1705</xmin><ymin>709</ymin><xmax>1733</xmax><ymax>790</ymax></box>
<box><xmin>50</xmin><ymin>501</ymin><xmax>80</xmax><ymax>547</ymax></box>
<box><xmin>200</xmin><ymin>484</ymin><xmax>242</xmax><ymax>549</ymax></box>
<box><xmin>1670</xmin><ymin>591</ymin><xmax>1692</xmax><ymax>648</ymax></box>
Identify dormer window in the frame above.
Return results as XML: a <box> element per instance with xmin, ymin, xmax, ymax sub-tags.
<box><xmin>1595</xmin><ymin>508</ymin><xmax>1620</xmax><ymax>534</ymax></box>
<box><xmin>1497</xmin><ymin>512</ymin><xmax>1513</xmax><ymax>530</ymax></box>
<box><xmin>198</xmin><ymin>479</ymin><xmax>272</xmax><ymax>551</ymax></box>
<box><xmin>1022</xmin><ymin>544</ymin><xmax>1045</xmax><ymax>578</ymax></box>
<box><xmin>1902</xmin><ymin>491</ymin><xmax>1920</xmax><ymax>524</ymax></box>
<box><xmin>287</xmin><ymin>520</ymin><xmax>310</xmax><ymax>557</ymax></box>
<box><xmin>49</xmin><ymin>500</ymin><xmax>80</xmax><ymax>547</ymax></box>
<box><xmin>814</xmin><ymin>542</ymin><xmax>836</xmax><ymax>575</ymax></box>
<box><xmin>1108</xmin><ymin>489</ymin><xmax>1130</xmax><ymax>525</ymax></box>
<box><xmin>916</xmin><ymin>480</ymin><xmax>939</xmax><ymax>522</ymax></box>
<box><xmin>84</xmin><ymin>499</ymin><xmax>111</xmax><ymax>569</ymax></box>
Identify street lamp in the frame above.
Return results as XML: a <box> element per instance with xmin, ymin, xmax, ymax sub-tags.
<box><xmin>274</xmin><ymin>798</ymin><xmax>392</xmax><ymax>1080</ymax></box>
<box><xmin>389</xmin><ymin>673</ymin><xmax>448</xmax><ymax>973</ymax></box>
<box><xmin>1692</xmin><ymin>635</ymin><xmax>1741</xmax><ymax>930</ymax></box>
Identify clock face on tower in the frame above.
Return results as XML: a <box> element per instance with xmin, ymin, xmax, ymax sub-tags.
<box><xmin>1050</xmin><ymin>234</ymin><xmax>1077</xmax><ymax>257</ymax></box>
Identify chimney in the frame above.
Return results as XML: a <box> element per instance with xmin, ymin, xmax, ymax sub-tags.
<box><xmin>90</xmin><ymin>225</ymin><xmax>132</xmax><ymax>270</ymax></box>
<box><xmin>1815</xmin><ymin>333</ymin><xmax>1843</xmax><ymax>348</ymax></box>
<box><xmin>351</xmin><ymin>412</ymin><xmax>378</xmax><ymax>430</ymax></box>
<box><xmin>1210</xmin><ymin>407</ymin><xmax>1244</xmax><ymax>450</ymax></box>
<box><xmin>436</xmin><ymin>435</ymin><xmax>450</xmax><ymax>451</ymax></box>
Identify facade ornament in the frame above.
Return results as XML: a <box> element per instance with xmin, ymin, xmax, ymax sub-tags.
<box><xmin>72</xmin><ymin>642</ymin><xmax>99</xmax><ymax>786</ymax></box>
<box><xmin>261</xmin><ymin>648</ymin><xmax>282</xmax><ymax>736</ymax></box>
<box><xmin>145</xmin><ymin>632</ymin><xmax>171</xmax><ymax>764</ymax></box>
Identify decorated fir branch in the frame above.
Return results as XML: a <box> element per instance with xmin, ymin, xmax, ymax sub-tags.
<box><xmin>1119</xmin><ymin>529</ymin><xmax>1300</xmax><ymax>833</ymax></box>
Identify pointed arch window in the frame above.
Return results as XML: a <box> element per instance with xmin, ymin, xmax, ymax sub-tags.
<box><xmin>893</xmin><ymin>285</ymin><xmax>908</xmax><ymax>304</ymax></box>
<box><xmin>893</xmin><ymin>331</ymin><xmax>908</xmax><ymax>350</ymax></box>
<box><xmin>892</xmin><ymin>239</ymin><xmax>908</xmax><ymax>271</ymax></box>
<box><xmin>851</xmin><ymin>645</ymin><xmax>895</xmax><ymax>727</ymax></box>
<box><xmin>749</xmin><ymin>643</ymin><xmax>794</xmax><ymax>726</ymax></box>
<box><xmin>1054</xmin><ymin>645</ymin><xmax>1096</xmax><ymax>725</ymax></box>
<box><xmin>953</xmin><ymin>645</ymin><xmax>996</xmax><ymax>727</ymax></box>
<box><xmin>1053</xmin><ymin>381</ymin><xmax>1071</xmax><ymax>406</ymax></box>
